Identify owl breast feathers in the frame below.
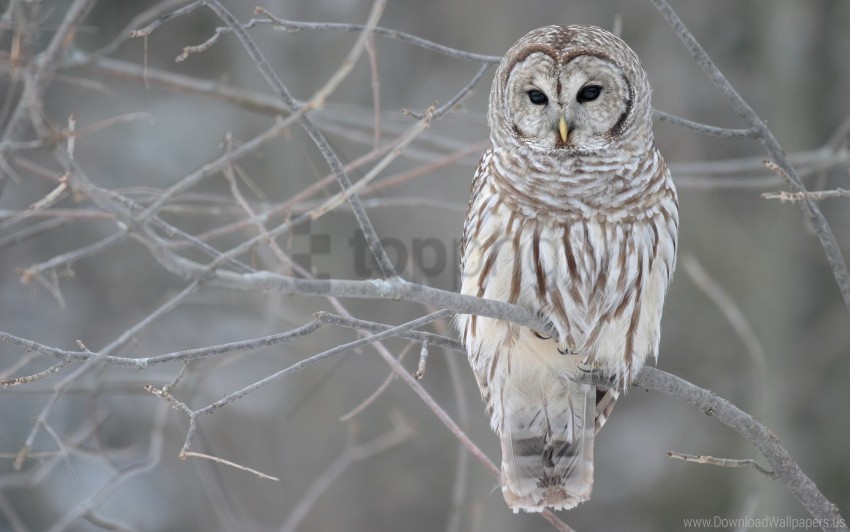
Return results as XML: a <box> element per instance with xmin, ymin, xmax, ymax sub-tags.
<box><xmin>457</xmin><ymin>25</ymin><xmax>678</xmax><ymax>512</ymax></box>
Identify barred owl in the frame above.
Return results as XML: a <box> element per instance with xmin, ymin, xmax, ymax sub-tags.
<box><xmin>457</xmin><ymin>25</ymin><xmax>678</xmax><ymax>512</ymax></box>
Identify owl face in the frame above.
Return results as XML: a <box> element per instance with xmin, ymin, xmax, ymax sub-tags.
<box><xmin>490</xmin><ymin>26</ymin><xmax>652</xmax><ymax>156</ymax></box>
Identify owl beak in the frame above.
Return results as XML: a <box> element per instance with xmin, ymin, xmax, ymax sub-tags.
<box><xmin>558</xmin><ymin>117</ymin><xmax>569</xmax><ymax>143</ymax></box>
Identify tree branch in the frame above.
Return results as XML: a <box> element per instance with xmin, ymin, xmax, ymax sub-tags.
<box><xmin>205</xmin><ymin>0</ymin><xmax>399</xmax><ymax>279</ymax></box>
<box><xmin>650</xmin><ymin>0</ymin><xmax>850</xmax><ymax>313</ymax></box>
<box><xmin>634</xmin><ymin>368</ymin><xmax>847</xmax><ymax>531</ymax></box>
<box><xmin>653</xmin><ymin>110</ymin><xmax>760</xmax><ymax>139</ymax></box>
<box><xmin>0</xmin><ymin>0</ymin><xmax>97</xmax><ymax>196</ymax></box>
<box><xmin>666</xmin><ymin>451</ymin><xmax>776</xmax><ymax>480</ymax></box>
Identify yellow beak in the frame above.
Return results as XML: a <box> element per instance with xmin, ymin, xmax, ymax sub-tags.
<box><xmin>558</xmin><ymin>117</ymin><xmax>569</xmax><ymax>143</ymax></box>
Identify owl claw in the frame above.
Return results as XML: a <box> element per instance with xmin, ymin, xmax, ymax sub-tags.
<box><xmin>556</xmin><ymin>346</ymin><xmax>578</xmax><ymax>356</ymax></box>
<box><xmin>533</xmin><ymin>329</ymin><xmax>577</xmax><ymax>356</ymax></box>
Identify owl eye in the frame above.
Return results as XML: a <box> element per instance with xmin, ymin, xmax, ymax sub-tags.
<box><xmin>577</xmin><ymin>85</ymin><xmax>602</xmax><ymax>103</ymax></box>
<box><xmin>527</xmin><ymin>90</ymin><xmax>548</xmax><ymax>105</ymax></box>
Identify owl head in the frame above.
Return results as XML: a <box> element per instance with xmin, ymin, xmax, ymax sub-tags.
<box><xmin>489</xmin><ymin>25</ymin><xmax>654</xmax><ymax>155</ymax></box>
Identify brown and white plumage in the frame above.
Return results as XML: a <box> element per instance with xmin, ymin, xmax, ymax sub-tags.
<box><xmin>457</xmin><ymin>25</ymin><xmax>678</xmax><ymax>512</ymax></box>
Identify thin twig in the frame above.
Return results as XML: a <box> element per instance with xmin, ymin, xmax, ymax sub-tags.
<box><xmin>654</xmin><ymin>110</ymin><xmax>760</xmax><ymax>139</ymax></box>
<box><xmin>683</xmin><ymin>255</ymin><xmax>768</xmax><ymax>419</ymax></box>
<box><xmin>432</xmin><ymin>310</ymin><xmax>472</xmax><ymax>532</ymax></box>
<box><xmin>192</xmin><ymin>311</ymin><xmax>452</xmax><ymax>418</ymax></box>
<box><xmin>309</xmin><ymin>103</ymin><xmax>435</xmax><ymax>220</ymax></box>
<box><xmin>180</xmin><ymin>451</ymin><xmax>279</xmax><ymax>481</ymax></box>
<box><xmin>144</xmin><ymin>384</ymin><xmax>194</xmax><ymax>416</ymax></box>
<box><xmin>303</xmin><ymin>0</ymin><xmax>388</xmax><ymax>110</ymax></box>
<box><xmin>128</xmin><ymin>0</ymin><xmax>202</xmax><ymax>39</ymax></box>
<box><xmin>365</xmin><ymin>34</ymin><xmax>381</xmax><ymax>148</ymax></box>
<box><xmin>338</xmin><ymin>341</ymin><xmax>417</xmax><ymax>422</ymax></box>
<box><xmin>0</xmin><ymin>321</ymin><xmax>324</xmax><ymax>369</ymax></box>
<box><xmin>82</xmin><ymin>511</ymin><xmax>133</xmax><ymax>532</ymax></box>
<box><xmin>761</xmin><ymin>188</ymin><xmax>850</xmax><ymax>203</ymax></box>
<box><xmin>218</xmin><ymin>128</ymin><xmax>418</xmax><ymax>443</ymax></box>
<box><xmin>205</xmin><ymin>0</ymin><xmax>399</xmax><ymax>279</ymax></box>
<box><xmin>279</xmin><ymin>416</ymin><xmax>411</xmax><ymax>532</ymax></box>
<box><xmin>84</xmin><ymin>0</ymin><xmax>199</xmax><ymax>61</ymax></box>
<box><xmin>348</xmin><ymin>316</ymin><xmax>573</xmax><ymax>531</ymax></box>
<box><xmin>138</xmin><ymin>117</ymin><xmax>295</xmax><ymax>221</ymax></box>
<box><xmin>1</xmin><ymin>360</ymin><xmax>70</xmax><ymax>387</ymax></box>
<box><xmin>19</xmin><ymin>229</ymin><xmax>128</xmax><ymax>285</ymax></box>
<box><xmin>256</xmin><ymin>9</ymin><xmax>501</xmax><ymax>64</ymax></box>
<box><xmin>405</xmin><ymin>64</ymin><xmax>491</xmax><ymax>120</ymax></box>
<box><xmin>666</xmin><ymin>451</ymin><xmax>776</xmax><ymax>480</ymax></box>
<box><xmin>0</xmin><ymin>0</ymin><xmax>97</xmax><ymax>196</ymax></box>
<box><xmin>9</xmin><ymin>280</ymin><xmax>202</xmax><ymax>470</ymax></box>
<box><xmin>44</xmin><ymin>403</ymin><xmax>169</xmax><ymax>532</ymax></box>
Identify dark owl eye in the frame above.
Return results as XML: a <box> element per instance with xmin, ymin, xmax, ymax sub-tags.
<box><xmin>577</xmin><ymin>85</ymin><xmax>602</xmax><ymax>103</ymax></box>
<box><xmin>527</xmin><ymin>90</ymin><xmax>548</xmax><ymax>105</ymax></box>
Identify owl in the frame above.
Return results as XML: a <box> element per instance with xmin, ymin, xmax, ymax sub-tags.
<box><xmin>457</xmin><ymin>25</ymin><xmax>678</xmax><ymax>512</ymax></box>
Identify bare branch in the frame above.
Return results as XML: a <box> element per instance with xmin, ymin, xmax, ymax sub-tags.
<box><xmin>635</xmin><ymin>367</ymin><xmax>846</xmax><ymax>530</ymax></box>
<box><xmin>131</xmin><ymin>222</ymin><xmax>552</xmax><ymax>332</ymax></box>
<box><xmin>0</xmin><ymin>320</ymin><xmax>324</xmax><ymax>369</ymax></box>
<box><xmin>0</xmin><ymin>0</ymin><xmax>97</xmax><ymax>196</ymax></box>
<box><xmin>762</xmin><ymin>188</ymin><xmax>850</xmax><ymax>203</ymax></box>
<box><xmin>279</xmin><ymin>416</ymin><xmax>411</xmax><ymax>532</ymax></box>
<box><xmin>86</xmin><ymin>0</ymin><xmax>200</xmax><ymax>61</ymax></box>
<box><xmin>19</xmin><ymin>229</ymin><xmax>127</xmax><ymax>285</ymax></box>
<box><xmin>365</xmin><ymin>34</ymin><xmax>381</xmax><ymax>148</ymax></box>
<box><xmin>307</xmin><ymin>0</ymin><xmax>387</xmax><ymax>110</ymax></box>
<box><xmin>666</xmin><ymin>451</ymin><xmax>776</xmax><ymax>480</ymax></box>
<box><xmin>650</xmin><ymin>0</ymin><xmax>850</xmax><ymax>313</ymax></box>
<box><xmin>180</xmin><ymin>451</ymin><xmax>279</xmax><ymax>482</ymax></box>
<box><xmin>683</xmin><ymin>255</ymin><xmax>768</xmax><ymax>418</ymax></box>
<box><xmin>44</xmin><ymin>404</ymin><xmax>169</xmax><ymax>532</ymax></box>
<box><xmin>138</xmin><ymin>117</ymin><xmax>294</xmax><ymax>221</ymax></box>
<box><xmin>0</xmin><ymin>360</ymin><xmax>70</xmax><ymax>387</ymax></box>
<box><xmin>309</xmin><ymin>104</ymin><xmax>435</xmax><ymax>220</ymax></box>
<box><xmin>405</xmin><ymin>64</ymin><xmax>491</xmax><ymax>120</ymax></box>
<box><xmin>762</xmin><ymin>160</ymin><xmax>850</xmax><ymax>203</ymax></box>
<box><xmin>192</xmin><ymin>310</ymin><xmax>452</xmax><ymax>417</ymax></box>
<box><xmin>351</xmin><ymin>316</ymin><xmax>574</xmax><ymax>531</ymax></box>
<box><xmin>338</xmin><ymin>341</ymin><xmax>418</xmax><ymax>422</ymax></box>
<box><xmin>127</xmin><ymin>0</ymin><xmax>202</xmax><ymax>39</ymax></box>
<box><xmin>255</xmin><ymin>8</ymin><xmax>501</xmax><ymax>64</ymax></box>
<box><xmin>654</xmin><ymin>110</ymin><xmax>760</xmax><ymax>139</ymax></box>
<box><xmin>205</xmin><ymin>0</ymin><xmax>399</xmax><ymax>279</ymax></box>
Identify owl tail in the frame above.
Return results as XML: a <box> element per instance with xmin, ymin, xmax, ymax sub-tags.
<box><xmin>499</xmin><ymin>381</ymin><xmax>618</xmax><ymax>512</ymax></box>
